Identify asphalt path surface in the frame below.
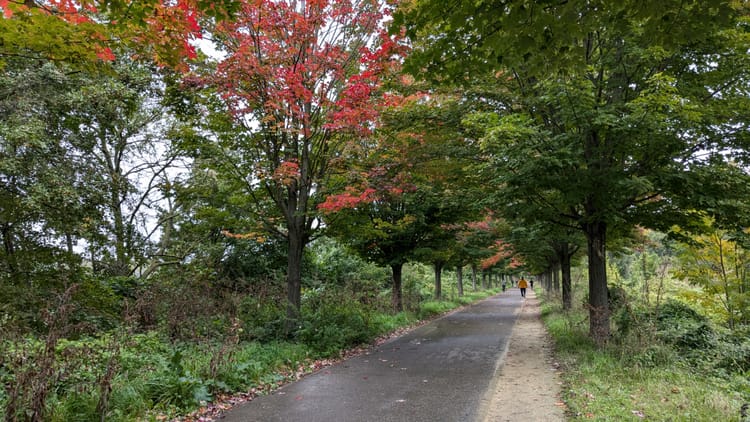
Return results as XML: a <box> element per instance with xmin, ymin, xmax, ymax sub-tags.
<box><xmin>218</xmin><ymin>291</ymin><xmax>524</xmax><ymax>422</ymax></box>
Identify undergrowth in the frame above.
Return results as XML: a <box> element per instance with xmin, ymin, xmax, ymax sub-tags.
<box><xmin>540</xmin><ymin>290</ymin><xmax>750</xmax><ymax>421</ymax></box>
<box><xmin>0</xmin><ymin>289</ymin><xmax>499</xmax><ymax>421</ymax></box>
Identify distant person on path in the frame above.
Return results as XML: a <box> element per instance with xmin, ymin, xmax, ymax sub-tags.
<box><xmin>501</xmin><ymin>280</ymin><xmax>506</xmax><ymax>292</ymax></box>
<box><xmin>530</xmin><ymin>278</ymin><xmax>534</xmax><ymax>288</ymax></box>
<box><xmin>518</xmin><ymin>277</ymin><xmax>528</xmax><ymax>297</ymax></box>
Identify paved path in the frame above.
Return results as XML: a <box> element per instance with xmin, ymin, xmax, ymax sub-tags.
<box><xmin>218</xmin><ymin>292</ymin><xmax>524</xmax><ymax>422</ymax></box>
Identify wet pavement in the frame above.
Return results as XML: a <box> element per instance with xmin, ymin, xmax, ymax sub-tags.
<box><xmin>218</xmin><ymin>292</ymin><xmax>523</xmax><ymax>422</ymax></box>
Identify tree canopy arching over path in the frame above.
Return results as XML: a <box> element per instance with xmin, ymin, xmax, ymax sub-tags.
<box><xmin>4</xmin><ymin>0</ymin><xmax>750</xmax><ymax>420</ymax></box>
<box><xmin>320</xmin><ymin>91</ymin><xmax>486</xmax><ymax>310</ymax></box>
<box><xmin>394</xmin><ymin>0</ymin><xmax>750</xmax><ymax>344</ymax></box>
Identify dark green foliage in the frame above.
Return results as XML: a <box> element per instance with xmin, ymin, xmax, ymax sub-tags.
<box><xmin>307</xmin><ymin>239</ymin><xmax>392</xmax><ymax>313</ymax></box>
<box><xmin>145</xmin><ymin>350</ymin><xmax>212</xmax><ymax>410</ymax></box>
<box><xmin>657</xmin><ymin>300</ymin><xmax>709</xmax><ymax>325</ymax></box>
<box><xmin>216</xmin><ymin>239</ymin><xmax>290</xmax><ymax>292</ymax></box>
<box><xmin>238</xmin><ymin>296</ymin><xmax>287</xmax><ymax>342</ymax></box>
<box><xmin>209</xmin><ymin>360</ymin><xmax>264</xmax><ymax>393</ymax></box>
<box><xmin>655</xmin><ymin>300</ymin><xmax>716</xmax><ymax>352</ymax></box>
<box><xmin>607</xmin><ymin>285</ymin><xmax>629</xmax><ymax>312</ymax></box>
<box><xmin>615</xmin><ymin>299</ymin><xmax>716</xmax><ymax>352</ymax></box>
<box><xmin>611</xmin><ymin>299</ymin><xmax>750</xmax><ymax>376</ymax></box>
<box><xmin>715</xmin><ymin>326</ymin><xmax>750</xmax><ymax>373</ymax></box>
<box><xmin>297</xmin><ymin>291</ymin><xmax>376</xmax><ymax>356</ymax></box>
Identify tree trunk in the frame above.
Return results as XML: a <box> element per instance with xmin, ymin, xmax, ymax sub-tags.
<box><xmin>481</xmin><ymin>270</ymin><xmax>487</xmax><ymax>290</ymax></box>
<box><xmin>66</xmin><ymin>233</ymin><xmax>74</xmax><ymax>255</ymax></box>
<box><xmin>286</xmin><ymin>225</ymin><xmax>305</xmax><ymax>334</ymax></box>
<box><xmin>456</xmin><ymin>265</ymin><xmax>464</xmax><ymax>297</ymax></box>
<box><xmin>391</xmin><ymin>263</ymin><xmax>403</xmax><ymax>312</ymax></box>
<box><xmin>471</xmin><ymin>264</ymin><xmax>477</xmax><ymax>291</ymax></box>
<box><xmin>553</xmin><ymin>261</ymin><xmax>560</xmax><ymax>292</ymax></box>
<box><xmin>1</xmin><ymin>223</ymin><xmax>21</xmax><ymax>283</ymax></box>
<box><xmin>110</xmin><ymin>188</ymin><xmax>129</xmax><ymax>276</ymax></box>
<box><xmin>560</xmin><ymin>244</ymin><xmax>573</xmax><ymax>311</ymax></box>
<box><xmin>585</xmin><ymin>220</ymin><xmax>610</xmax><ymax>346</ymax></box>
<box><xmin>434</xmin><ymin>261</ymin><xmax>443</xmax><ymax>300</ymax></box>
<box><xmin>1</xmin><ymin>223</ymin><xmax>17</xmax><ymax>277</ymax></box>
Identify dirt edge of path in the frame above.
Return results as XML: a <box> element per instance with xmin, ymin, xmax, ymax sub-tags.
<box><xmin>478</xmin><ymin>289</ymin><xmax>567</xmax><ymax>422</ymax></box>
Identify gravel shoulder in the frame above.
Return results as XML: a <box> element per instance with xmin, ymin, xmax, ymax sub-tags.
<box><xmin>479</xmin><ymin>289</ymin><xmax>567</xmax><ymax>422</ymax></box>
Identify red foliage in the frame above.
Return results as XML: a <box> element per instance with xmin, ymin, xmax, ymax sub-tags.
<box><xmin>136</xmin><ymin>0</ymin><xmax>206</xmax><ymax>66</ymax></box>
<box><xmin>272</xmin><ymin>160</ymin><xmax>301</xmax><ymax>186</ymax></box>
<box><xmin>96</xmin><ymin>47</ymin><xmax>116</xmax><ymax>61</ymax></box>
<box><xmin>0</xmin><ymin>0</ymin><xmax>212</xmax><ymax>67</ymax></box>
<box><xmin>481</xmin><ymin>240</ymin><xmax>523</xmax><ymax>270</ymax></box>
<box><xmin>318</xmin><ymin>186</ymin><xmax>378</xmax><ymax>212</ymax></box>
<box><xmin>213</xmin><ymin>0</ymin><xmax>405</xmax><ymax>138</ymax></box>
<box><xmin>443</xmin><ymin>213</ymin><xmax>498</xmax><ymax>244</ymax></box>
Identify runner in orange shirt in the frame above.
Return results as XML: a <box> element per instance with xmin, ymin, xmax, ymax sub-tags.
<box><xmin>518</xmin><ymin>277</ymin><xmax>528</xmax><ymax>298</ymax></box>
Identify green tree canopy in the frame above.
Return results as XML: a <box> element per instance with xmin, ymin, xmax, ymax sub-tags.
<box><xmin>394</xmin><ymin>0</ymin><xmax>750</xmax><ymax>344</ymax></box>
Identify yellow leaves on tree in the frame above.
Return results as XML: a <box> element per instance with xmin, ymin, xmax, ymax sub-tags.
<box><xmin>221</xmin><ymin>230</ymin><xmax>266</xmax><ymax>243</ymax></box>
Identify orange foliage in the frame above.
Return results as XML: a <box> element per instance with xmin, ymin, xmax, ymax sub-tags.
<box><xmin>221</xmin><ymin>230</ymin><xmax>266</xmax><ymax>243</ymax></box>
<box><xmin>481</xmin><ymin>240</ymin><xmax>523</xmax><ymax>270</ymax></box>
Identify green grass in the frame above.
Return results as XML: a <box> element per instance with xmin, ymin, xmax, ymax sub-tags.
<box><xmin>540</xmin><ymin>292</ymin><xmax>749</xmax><ymax>421</ymax></box>
<box><xmin>369</xmin><ymin>311</ymin><xmax>418</xmax><ymax>335</ymax></box>
<box><xmin>418</xmin><ymin>288</ymin><xmax>501</xmax><ymax>319</ymax></box>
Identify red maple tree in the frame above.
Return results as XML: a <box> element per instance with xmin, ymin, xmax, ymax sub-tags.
<box><xmin>208</xmin><ymin>0</ymin><xmax>404</xmax><ymax>326</ymax></box>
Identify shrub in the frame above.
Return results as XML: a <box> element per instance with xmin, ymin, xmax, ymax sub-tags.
<box><xmin>48</xmin><ymin>390</ymin><xmax>99</xmax><ymax>422</ymax></box>
<box><xmin>297</xmin><ymin>300</ymin><xmax>375</xmax><ymax>356</ymax></box>
<box><xmin>607</xmin><ymin>285</ymin><xmax>629</xmax><ymax>311</ymax></box>
<box><xmin>714</xmin><ymin>325</ymin><xmax>750</xmax><ymax>373</ymax></box>
<box><xmin>144</xmin><ymin>350</ymin><xmax>211</xmax><ymax>410</ymax></box>
<box><xmin>237</xmin><ymin>296</ymin><xmax>286</xmax><ymax>342</ymax></box>
<box><xmin>656</xmin><ymin>300</ymin><xmax>707</xmax><ymax>326</ymax></box>
<box><xmin>655</xmin><ymin>300</ymin><xmax>717</xmax><ymax>351</ymax></box>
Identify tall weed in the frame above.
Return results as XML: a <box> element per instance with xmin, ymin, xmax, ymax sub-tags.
<box><xmin>3</xmin><ymin>285</ymin><xmax>80</xmax><ymax>422</ymax></box>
